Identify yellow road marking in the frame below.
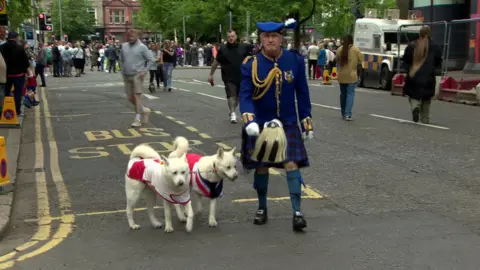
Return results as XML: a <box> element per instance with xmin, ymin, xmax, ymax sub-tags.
<box><xmin>216</xmin><ymin>142</ymin><xmax>231</xmax><ymax>149</ymax></box>
<box><xmin>165</xmin><ymin>116</ymin><xmax>175</xmax><ymax>120</ymax></box>
<box><xmin>24</xmin><ymin>206</ymin><xmax>164</xmax><ymax>223</ymax></box>
<box><xmin>186</xmin><ymin>126</ymin><xmax>198</xmax><ymax>132</ymax></box>
<box><xmin>153</xmin><ymin>110</ymin><xmax>162</xmax><ymax>114</ymax></box>
<box><xmin>302</xmin><ymin>185</ymin><xmax>324</xmax><ymax>199</ymax></box>
<box><xmin>14</xmin><ymin>241</ymin><xmax>39</xmax><ymax>252</ymax></box>
<box><xmin>1</xmin><ymin>87</ymin><xmax>76</xmax><ymax>267</ymax></box>
<box><xmin>0</xmin><ymin>260</ymin><xmax>14</xmax><ymax>269</ymax></box>
<box><xmin>176</xmin><ymin>121</ymin><xmax>186</xmax><ymax>125</ymax></box>
<box><xmin>199</xmin><ymin>133</ymin><xmax>211</xmax><ymax>139</ymax></box>
<box><xmin>0</xmin><ymin>252</ymin><xmax>15</xmax><ymax>263</ymax></box>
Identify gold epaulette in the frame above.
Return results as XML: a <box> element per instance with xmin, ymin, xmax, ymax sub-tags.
<box><xmin>242</xmin><ymin>55</ymin><xmax>252</xmax><ymax>65</ymax></box>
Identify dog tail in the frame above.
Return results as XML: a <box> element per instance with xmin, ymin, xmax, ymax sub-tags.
<box><xmin>130</xmin><ymin>144</ymin><xmax>161</xmax><ymax>160</ymax></box>
<box><xmin>169</xmin><ymin>136</ymin><xmax>189</xmax><ymax>158</ymax></box>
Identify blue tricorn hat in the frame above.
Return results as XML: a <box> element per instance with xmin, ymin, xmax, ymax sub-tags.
<box><xmin>256</xmin><ymin>18</ymin><xmax>297</xmax><ymax>33</ymax></box>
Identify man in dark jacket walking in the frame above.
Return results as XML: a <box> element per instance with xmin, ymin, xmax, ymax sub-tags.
<box><xmin>52</xmin><ymin>41</ymin><xmax>62</xmax><ymax>77</ymax></box>
<box><xmin>0</xmin><ymin>32</ymin><xmax>31</xmax><ymax>116</ymax></box>
<box><xmin>107</xmin><ymin>44</ymin><xmax>119</xmax><ymax>73</ymax></box>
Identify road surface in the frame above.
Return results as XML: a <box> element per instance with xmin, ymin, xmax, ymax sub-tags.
<box><xmin>1</xmin><ymin>69</ymin><xmax>480</xmax><ymax>269</ymax></box>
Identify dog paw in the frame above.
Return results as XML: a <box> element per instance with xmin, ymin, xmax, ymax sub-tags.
<box><xmin>151</xmin><ymin>221</ymin><xmax>163</xmax><ymax>229</ymax></box>
<box><xmin>130</xmin><ymin>224</ymin><xmax>141</xmax><ymax>230</ymax></box>
<box><xmin>186</xmin><ymin>222</ymin><xmax>193</xmax><ymax>233</ymax></box>
<box><xmin>164</xmin><ymin>226</ymin><xmax>174</xmax><ymax>233</ymax></box>
<box><xmin>208</xmin><ymin>219</ymin><xmax>218</xmax><ymax>227</ymax></box>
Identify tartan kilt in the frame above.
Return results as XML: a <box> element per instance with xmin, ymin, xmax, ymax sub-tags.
<box><xmin>241</xmin><ymin>123</ymin><xmax>309</xmax><ymax>170</ymax></box>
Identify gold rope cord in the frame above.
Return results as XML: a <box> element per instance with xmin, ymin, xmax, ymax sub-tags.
<box><xmin>251</xmin><ymin>56</ymin><xmax>283</xmax><ymax>116</ymax></box>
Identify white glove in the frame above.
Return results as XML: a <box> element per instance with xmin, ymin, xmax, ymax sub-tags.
<box><xmin>264</xmin><ymin>119</ymin><xmax>283</xmax><ymax>128</ymax></box>
<box><xmin>245</xmin><ymin>122</ymin><xmax>260</xmax><ymax>136</ymax></box>
<box><xmin>302</xmin><ymin>131</ymin><xmax>314</xmax><ymax>140</ymax></box>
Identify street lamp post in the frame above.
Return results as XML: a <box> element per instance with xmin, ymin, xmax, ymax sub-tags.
<box><xmin>58</xmin><ymin>0</ymin><xmax>63</xmax><ymax>40</ymax></box>
<box><xmin>182</xmin><ymin>16</ymin><xmax>186</xmax><ymax>44</ymax></box>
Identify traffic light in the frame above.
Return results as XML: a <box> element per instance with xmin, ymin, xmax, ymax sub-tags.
<box><xmin>46</xmin><ymin>15</ymin><xmax>52</xmax><ymax>26</ymax></box>
<box><xmin>39</xmin><ymin>13</ymin><xmax>53</xmax><ymax>31</ymax></box>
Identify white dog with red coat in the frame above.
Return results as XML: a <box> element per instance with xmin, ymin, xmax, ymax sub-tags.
<box><xmin>169</xmin><ymin>136</ymin><xmax>239</xmax><ymax>227</ymax></box>
<box><xmin>125</xmin><ymin>143</ymin><xmax>194</xmax><ymax>233</ymax></box>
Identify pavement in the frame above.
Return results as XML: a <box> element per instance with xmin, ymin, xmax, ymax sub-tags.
<box><xmin>0</xmin><ymin>68</ymin><xmax>479</xmax><ymax>269</ymax></box>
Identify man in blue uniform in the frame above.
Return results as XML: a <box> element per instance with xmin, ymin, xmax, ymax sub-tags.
<box><xmin>239</xmin><ymin>19</ymin><xmax>314</xmax><ymax>231</ymax></box>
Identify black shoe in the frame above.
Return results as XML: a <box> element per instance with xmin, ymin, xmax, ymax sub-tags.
<box><xmin>168</xmin><ymin>88</ymin><xmax>172</xmax><ymax>92</ymax></box>
<box><xmin>253</xmin><ymin>209</ymin><xmax>268</xmax><ymax>225</ymax></box>
<box><xmin>292</xmin><ymin>211</ymin><xmax>307</xmax><ymax>231</ymax></box>
<box><xmin>412</xmin><ymin>107</ymin><xmax>420</xmax><ymax>123</ymax></box>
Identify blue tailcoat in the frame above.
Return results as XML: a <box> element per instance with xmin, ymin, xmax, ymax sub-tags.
<box><xmin>239</xmin><ymin>49</ymin><xmax>312</xmax><ymax>170</ymax></box>
<box><xmin>239</xmin><ymin>49</ymin><xmax>312</xmax><ymax>127</ymax></box>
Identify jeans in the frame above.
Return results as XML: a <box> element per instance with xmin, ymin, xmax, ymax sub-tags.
<box><xmin>100</xmin><ymin>56</ymin><xmax>105</xmax><ymax>71</ymax></box>
<box><xmin>149</xmin><ymin>69</ymin><xmax>160</xmax><ymax>86</ymax></box>
<box><xmin>35</xmin><ymin>64</ymin><xmax>46</xmax><ymax>86</ymax></box>
<box><xmin>63</xmin><ymin>59</ymin><xmax>72</xmax><ymax>76</ymax></box>
<box><xmin>108</xmin><ymin>59</ymin><xmax>117</xmax><ymax>73</ymax></box>
<box><xmin>162</xmin><ymin>63</ymin><xmax>174</xmax><ymax>89</ymax></box>
<box><xmin>339</xmin><ymin>83</ymin><xmax>356</xmax><ymax>117</ymax></box>
<box><xmin>53</xmin><ymin>60</ymin><xmax>61</xmax><ymax>76</ymax></box>
<box><xmin>5</xmin><ymin>76</ymin><xmax>26</xmax><ymax>115</ymax></box>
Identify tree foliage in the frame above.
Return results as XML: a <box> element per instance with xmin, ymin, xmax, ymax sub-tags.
<box><xmin>6</xmin><ymin>0</ymin><xmax>35</xmax><ymax>32</ymax></box>
<box><xmin>138</xmin><ymin>0</ymin><xmax>397</xmax><ymax>42</ymax></box>
<box><xmin>50</xmin><ymin>0</ymin><xmax>95</xmax><ymax>40</ymax></box>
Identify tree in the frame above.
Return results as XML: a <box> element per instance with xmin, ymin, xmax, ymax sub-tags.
<box><xmin>138</xmin><ymin>0</ymin><xmax>313</xmax><ymax>43</ymax></box>
<box><xmin>315</xmin><ymin>0</ymin><xmax>398</xmax><ymax>38</ymax></box>
<box><xmin>6</xmin><ymin>0</ymin><xmax>35</xmax><ymax>32</ymax></box>
<box><xmin>50</xmin><ymin>0</ymin><xmax>95</xmax><ymax>40</ymax></box>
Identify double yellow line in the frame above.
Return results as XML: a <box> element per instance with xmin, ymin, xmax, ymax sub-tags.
<box><xmin>0</xmin><ymin>88</ymin><xmax>74</xmax><ymax>269</ymax></box>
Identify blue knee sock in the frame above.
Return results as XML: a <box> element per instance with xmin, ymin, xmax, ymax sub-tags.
<box><xmin>286</xmin><ymin>170</ymin><xmax>303</xmax><ymax>214</ymax></box>
<box><xmin>253</xmin><ymin>173</ymin><xmax>269</xmax><ymax>210</ymax></box>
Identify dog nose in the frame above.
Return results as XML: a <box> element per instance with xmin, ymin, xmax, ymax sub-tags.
<box><xmin>178</xmin><ymin>182</ymin><xmax>184</xmax><ymax>186</ymax></box>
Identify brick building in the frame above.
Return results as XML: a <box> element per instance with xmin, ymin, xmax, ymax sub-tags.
<box><xmin>39</xmin><ymin>0</ymin><xmax>105</xmax><ymax>40</ymax></box>
<box><xmin>102</xmin><ymin>0</ymin><xmax>141</xmax><ymax>43</ymax></box>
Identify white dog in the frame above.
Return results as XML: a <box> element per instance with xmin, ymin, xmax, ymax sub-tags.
<box><xmin>125</xmin><ymin>143</ymin><xmax>194</xmax><ymax>233</ymax></box>
<box><xmin>169</xmin><ymin>136</ymin><xmax>238</xmax><ymax>227</ymax></box>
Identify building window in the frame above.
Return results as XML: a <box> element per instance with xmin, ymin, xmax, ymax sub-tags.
<box><xmin>87</xmin><ymin>8</ymin><xmax>97</xmax><ymax>25</ymax></box>
<box><xmin>109</xmin><ymin>9</ymin><xmax>125</xmax><ymax>24</ymax></box>
<box><xmin>132</xmin><ymin>9</ymin><xmax>139</xmax><ymax>24</ymax></box>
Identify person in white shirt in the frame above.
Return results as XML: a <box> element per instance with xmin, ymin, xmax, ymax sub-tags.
<box><xmin>99</xmin><ymin>46</ymin><xmax>105</xmax><ymax>71</ymax></box>
<box><xmin>307</xmin><ymin>41</ymin><xmax>320</xmax><ymax>80</ymax></box>
<box><xmin>325</xmin><ymin>47</ymin><xmax>336</xmax><ymax>73</ymax></box>
<box><xmin>71</xmin><ymin>42</ymin><xmax>85</xmax><ymax>77</ymax></box>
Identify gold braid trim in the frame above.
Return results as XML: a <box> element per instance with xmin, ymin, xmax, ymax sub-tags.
<box><xmin>251</xmin><ymin>56</ymin><xmax>283</xmax><ymax>117</ymax></box>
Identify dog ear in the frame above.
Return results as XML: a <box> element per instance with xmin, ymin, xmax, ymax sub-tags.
<box><xmin>217</xmin><ymin>147</ymin><xmax>224</xmax><ymax>159</ymax></box>
<box><xmin>161</xmin><ymin>155</ymin><xmax>170</xmax><ymax>166</ymax></box>
<box><xmin>229</xmin><ymin>147</ymin><xmax>236</xmax><ymax>154</ymax></box>
<box><xmin>180</xmin><ymin>153</ymin><xmax>187</xmax><ymax>162</ymax></box>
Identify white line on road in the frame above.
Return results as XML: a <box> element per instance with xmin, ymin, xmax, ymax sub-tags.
<box><xmin>312</xmin><ymin>103</ymin><xmax>340</xmax><ymax>110</ymax></box>
<box><xmin>143</xmin><ymin>94</ymin><xmax>159</xmax><ymax>100</ymax></box>
<box><xmin>176</xmin><ymin>88</ymin><xmax>191</xmax><ymax>92</ymax></box>
<box><xmin>192</xmin><ymin>79</ymin><xmax>209</xmax><ymax>85</ymax></box>
<box><xmin>196</xmin><ymin>92</ymin><xmax>226</xmax><ymax>100</ymax></box>
<box><xmin>173</xmin><ymin>79</ymin><xmax>202</xmax><ymax>85</ymax></box>
<box><xmin>369</xmin><ymin>114</ymin><xmax>449</xmax><ymax>130</ymax></box>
